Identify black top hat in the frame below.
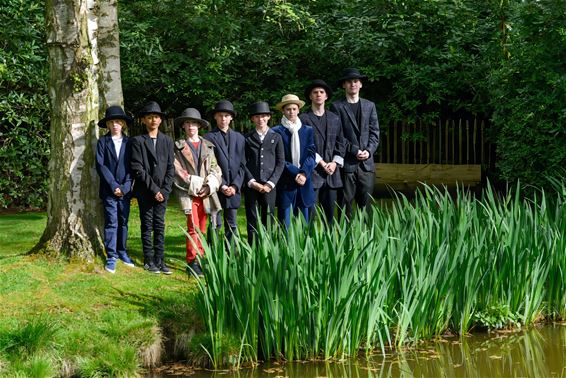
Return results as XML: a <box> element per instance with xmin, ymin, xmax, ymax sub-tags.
<box><xmin>338</xmin><ymin>68</ymin><xmax>368</xmax><ymax>85</ymax></box>
<box><xmin>174</xmin><ymin>108</ymin><xmax>210</xmax><ymax>129</ymax></box>
<box><xmin>98</xmin><ymin>105</ymin><xmax>134</xmax><ymax>128</ymax></box>
<box><xmin>248</xmin><ymin>102</ymin><xmax>273</xmax><ymax>116</ymax></box>
<box><xmin>304</xmin><ymin>79</ymin><xmax>334</xmax><ymax>101</ymax></box>
<box><xmin>137</xmin><ymin>101</ymin><xmax>166</xmax><ymax>118</ymax></box>
<box><xmin>210</xmin><ymin>100</ymin><xmax>237</xmax><ymax>117</ymax></box>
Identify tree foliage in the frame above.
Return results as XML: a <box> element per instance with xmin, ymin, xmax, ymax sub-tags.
<box><xmin>0</xmin><ymin>0</ymin><xmax>49</xmax><ymax>209</ymax></box>
<box><xmin>2</xmin><ymin>0</ymin><xmax>566</xmax><ymax>210</ymax></box>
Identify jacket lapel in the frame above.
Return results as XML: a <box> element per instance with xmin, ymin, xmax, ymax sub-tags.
<box><xmin>181</xmin><ymin>141</ymin><xmax>197</xmax><ymax>173</ymax></box>
<box><xmin>143</xmin><ymin>134</ymin><xmax>157</xmax><ymax>162</ymax></box>
<box><xmin>343</xmin><ymin>100</ymin><xmax>360</xmax><ymax>135</ymax></box>
<box><xmin>117</xmin><ymin>135</ymin><xmax>127</xmax><ymax>162</ymax></box>
<box><xmin>307</xmin><ymin>111</ymin><xmax>327</xmax><ymax>148</ymax></box>
<box><xmin>217</xmin><ymin>131</ymin><xmax>230</xmax><ymax>162</ymax></box>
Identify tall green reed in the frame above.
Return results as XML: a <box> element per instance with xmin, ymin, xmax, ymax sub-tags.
<box><xmin>195</xmin><ymin>182</ymin><xmax>565</xmax><ymax>367</ymax></box>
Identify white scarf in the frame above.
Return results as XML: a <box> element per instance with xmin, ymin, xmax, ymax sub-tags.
<box><xmin>281</xmin><ymin>116</ymin><xmax>302</xmax><ymax>167</ymax></box>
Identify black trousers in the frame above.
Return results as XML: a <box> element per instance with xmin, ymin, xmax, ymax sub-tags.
<box><xmin>137</xmin><ymin>196</ymin><xmax>168</xmax><ymax>265</ymax></box>
<box><xmin>310</xmin><ymin>184</ymin><xmax>338</xmax><ymax>225</ymax></box>
<box><xmin>342</xmin><ymin>166</ymin><xmax>374</xmax><ymax>218</ymax></box>
<box><xmin>214</xmin><ymin>207</ymin><xmax>238</xmax><ymax>242</ymax></box>
<box><xmin>244</xmin><ymin>186</ymin><xmax>276</xmax><ymax>244</ymax></box>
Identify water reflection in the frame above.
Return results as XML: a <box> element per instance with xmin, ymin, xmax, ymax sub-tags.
<box><xmin>148</xmin><ymin>324</ymin><xmax>566</xmax><ymax>377</ymax></box>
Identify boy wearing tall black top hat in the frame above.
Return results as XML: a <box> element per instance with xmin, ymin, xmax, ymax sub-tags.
<box><xmin>203</xmin><ymin>100</ymin><xmax>246</xmax><ymax>243</ymax></box>
<box><xmin>243</xmin><ymin>102</ymin><xmax>285</xmax><ymax>244</ymax></box>
<box><xmin>130</xmin><ymin>101</ymin><xmax>175</xmax><ymax>274</ymax></box>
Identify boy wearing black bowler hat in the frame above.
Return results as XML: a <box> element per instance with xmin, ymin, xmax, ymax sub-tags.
<box><xmin>96</xmin><ymin>105</ymin><xmax>135</xmax><ymax>273</ymax></box>
<box><xmin>204</xmin><ymin>100</ymin><xmax>246</xmax><ymax>243</ymax></box>
<box><xmin>130</xmin><ymin>101</ymin><xmax>175</xmax><ymax>274</ymax></box>
<box><xmin>243</xmin><ymin>102</ymin><xmax>285</xmax><ymax>244</ymax></box>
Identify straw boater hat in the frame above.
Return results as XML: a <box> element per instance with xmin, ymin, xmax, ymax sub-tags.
<box><xmin>209</xmin><ymin>100</ymin><xmax>237</xmax><ymax>117</ymax></box>
<box><xmin>337</xmin><ymin>68</ymin><xmax>368</xmax><ymax>85</ymax></box>
<box><xmin>174</xmin><ymin>108</ymin><xmax>210</xmax><ymax>129</ymax></box>
<box><xmin>275</xmin><ymin>94</ymin><xmax>305</xmax><ymax>111</ymax></box>
<box><xmin>137</xmin><ymin>101</ymin><xmax>167</xmax><ymax>118</ymax></box>
<box><xmin>303</xmin><ymin>79</ymin><xmax>334</xmax><ymax>101</ymax></box>
<box><xmin>248</xmin><ymin>101</ymin><xmax>273</xmax><ymax>116</ymax></box>
<box><xmin>98</xmin><ymin>105</ymin><xmax>133</xmax><ymax>128</ymax></box>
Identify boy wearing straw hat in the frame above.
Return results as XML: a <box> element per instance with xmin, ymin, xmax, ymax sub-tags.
<box><xmin>130</xmin><ymin>101</ymin><xmax>175</xmax><ymax>275</ymax></box>
<box><xmin>272</xmin><ymin>94</ymin><xmax>317</xmax><ymax>229</ymax></box>
<box><xmin>96</xmin><ymin>105</ymin><xmax>135</xmax><ymax>273</ymax></box>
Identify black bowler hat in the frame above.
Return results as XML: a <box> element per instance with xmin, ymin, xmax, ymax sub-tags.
<box><xmin>210</xmin><ymin>100</ymin><xmax>236</xmax><ymax>117</ymax></box>
<box><xmin>304</xmin><ymin>79</ymin><xmax>333</xmax><ymax>101</ymax></box>
<box><xmin>174</xmin><ymin>107</ymin><xmax>210</xmax><ymax>129</ymax></box>
<box><xmin>338</xmin><ymin>68</ymin><xmax>368</xmax><ymax>85</ymax></box>
<box><xmin>248</xmin><ymin>101</ymin><xmax>273</xmax><ymax>116</ymax></box>
<box><xmin>98</xmin><ymin>105</ymin><xmax>133</xmax><ymax>128</ymax></box>
<box><xmin>137</xmin><ymin>101</ymin><xmax>167</xmax><ymax>118</ymax></box>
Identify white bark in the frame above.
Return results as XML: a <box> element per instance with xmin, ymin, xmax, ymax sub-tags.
<box><xmin>36</xmin><ymin>0</ymin><xmax>121</xmax><ymax>260</ymax></box>
<box><xmin>96</xmin><ymin>0</ymin><xmax>124</xmax><ymax>109</ymax></box>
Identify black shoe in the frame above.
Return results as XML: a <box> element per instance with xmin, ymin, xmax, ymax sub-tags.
<box><xmin>159</xmin><ymin>262</ymin><xmax>172</xmax><ymax>275</ymax></box>
<box><xmin>144</xmin><ymin>263</ymin><xmax>160</xmax><ymax>274</ymax></box>
<box><xmin>186</xmin><ymin>261</ymin><xmax>204</xmax><ymax>278</ymax></box>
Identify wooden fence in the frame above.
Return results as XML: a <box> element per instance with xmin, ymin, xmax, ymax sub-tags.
<box><xmin>130</xmin><ymin>117</ymin><xmax>495</xmax><ymax>191</ymax></box>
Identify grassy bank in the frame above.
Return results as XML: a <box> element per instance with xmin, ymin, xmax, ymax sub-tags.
<box><xmin>1</xmin><ymin>184</ymin><xmax>565</xmax><ymax>375</ymax></box>
<box><xmin>0</xmin><ymin>205</ymin><xmax>205</xmax><ymax>376</ymax></box>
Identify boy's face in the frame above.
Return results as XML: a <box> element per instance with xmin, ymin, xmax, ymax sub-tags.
<box><xmin>141</xmin><ymin>114</ymin><xmax>162</xmax><ymax>131</ymax></box>
<box><xmin>251</xmin><ymin>114</ymin><xmax>270</xmax><ymax>129</ymax></box>
<box><xmin>107</xmin><ymin>119</ymin><xmax>125</xmax><ymax>137</ymax></box>
<box><xmin>342</xmin><ymin>78</ymin><xmax>362</xmax><ymax>96</ymax></box>
<box><xmin>282</xmin><ymin>104</ymin><xmax>299</xmax><ymax>122</ymax></box>
<box><xmin>309</xmin><ymin>87</ymin><xmax>328</xmax><ymax>106</ymax></box>
<box><xmin>214</xmin><ymin>112</ymin><xmax>233</xmax><ymax>130</ymax></box>
<box><xmin>183</xmin><ymin>120</ymin><xmax>200</xmax><ymax>138</ymax></box>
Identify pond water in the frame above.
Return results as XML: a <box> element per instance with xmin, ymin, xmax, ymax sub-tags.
<box><xmin>148</xmin><ymin>323</ymin><xmax>566</xmax><ymax>377</ymax></box>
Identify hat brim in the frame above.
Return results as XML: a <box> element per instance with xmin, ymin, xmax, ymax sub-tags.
<box><xmin>304</xmin><ymin>83</ymin><xmax>333</xmax><ymax>101</ymax></box>
<box><xmin>174</xmin><ymin>117</ymin><xmax>210</xmax><ymax>129</ymax></box>
<box><xmin>338</xmin><ymin>74</ymin><xmax>368</xmax><ymax>85</ymax></box>
<box><xmin>98</xmin><ymin>115</ymin><xmax>134</xmax><ymax>128</ymax></box>
<box><xmin>275</xmin><ymin>99</ymin><xmax>306</xmax><ymax>111</ymax></box>
<box><xmin>209</xmin><ymin>109</ymin><xmax>237</xmax><ymax>117</ymax></box>
<box><xmin>138</xmin><ymin>111</ymin><xmax>167</xmax><ymax>118</ymax></box>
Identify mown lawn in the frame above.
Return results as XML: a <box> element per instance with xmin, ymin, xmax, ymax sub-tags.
<box><xmin>0</xmin><ymin>202</ymin><xmax>223</xmax><ymax>376</ymax></box>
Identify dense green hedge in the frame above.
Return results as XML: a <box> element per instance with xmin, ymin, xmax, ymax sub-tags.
<box><xmin>0</xmin><ymin>0</ymin><xmax>49</xmax><ymax>209</ymax></box>
<box><xmin>2</xmin><ymin>0</ymin><xmax>566</xmax><ymax>209</ymax></box>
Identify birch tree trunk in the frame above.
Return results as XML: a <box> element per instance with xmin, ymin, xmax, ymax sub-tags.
<box><xmin>97</xmin><ymin>0</ymin><xmax>124</xmax><ymax>109</ymax></box>
<box><xmin>34</xmin><ymin>0</ymin><xmax>121</xmax><ymax>260</ymax></box>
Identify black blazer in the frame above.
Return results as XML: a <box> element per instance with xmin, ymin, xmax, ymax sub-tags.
<box><xmin>330</xmin><ymin>98</ymin><xmax>380</xmax><ymax>173</ymax></box>
<box><xmin>130</xmin><ymin>132</ymin><xmax>175</xmax><ymax>200</ymax></box>
<box><xmin>299</xmin><ymin>109</ymin><xmax>345</xmax><ymax>189</ymax></box>
<box><xmin>243</xmin><ymin>129</ymin><xmax>285</xmax><ymax>186</ymax></box>
<box><xmin>204</xmin><ymin>128</ymin><xmax>246</xmax><ymax>209</ymax></box>
<box><xmin>95</xmin><ymin>133</ymin><xmax>133</xmax><ymax>199</ymax></box>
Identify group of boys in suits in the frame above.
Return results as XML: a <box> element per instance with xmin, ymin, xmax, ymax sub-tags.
<box><xmin>96</xmin><ymin>67</ymin><xmax>379</xmax><ymax>275</ymax></box>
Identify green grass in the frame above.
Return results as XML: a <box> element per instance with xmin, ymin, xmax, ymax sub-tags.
<box><xmin>0</xmin><ymin>203</ymin><xmax>206</xmax><ymax>376</ymax></box>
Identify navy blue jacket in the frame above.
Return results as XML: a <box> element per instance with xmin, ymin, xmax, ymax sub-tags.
<box><xmin>271</xmin><ymin>124</ymin><xmax>317</xmax><ymax>208</ymax></box>
<box><xmin>95</xmin><ymin>133</ymin><xmax>133</xmax><ymax>199</ymax></box>
<box><xmin>204</xmin><ymin>128</ymin><xmax>246</xmax><ymax>209</ymax></box>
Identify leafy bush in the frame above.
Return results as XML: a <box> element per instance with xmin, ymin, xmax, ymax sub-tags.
<box><xmin>0</xmin><ymin>0</ymin><xmax>49</xmax><ymax>209</ymax></box>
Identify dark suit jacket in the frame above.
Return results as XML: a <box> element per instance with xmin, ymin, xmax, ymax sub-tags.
<box><xmin>130</xmin><ymin>132</ymin><xmax>175</xmax><ymax>201</ymax></box>
<box><xmin>244</xmin><ymin>129</ymin><xmax>285</xmax><ymax>186</ymax></box>
<box><xmin>299</xmin><ymin>110</ymin><xmax>345</xmax><ymax>189</ymax></box>
<box><xmin>330</xmin><ymin>97</ymin><xmax>380</xmax><ymax>173</ymax></box>
<box><xmin>271</xmin><ymin>124</ymin><xmax>317</xmax><ymax>208</ymax></box>
<box><xmin>204</xmin><ymin>128</ymin><xmax>246</xmax><ymax>209</ymax></box>
<box><xmin>95</xmin><ymin>133</ymin><xmax>133</xmax><ymax>199</ymax></box>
